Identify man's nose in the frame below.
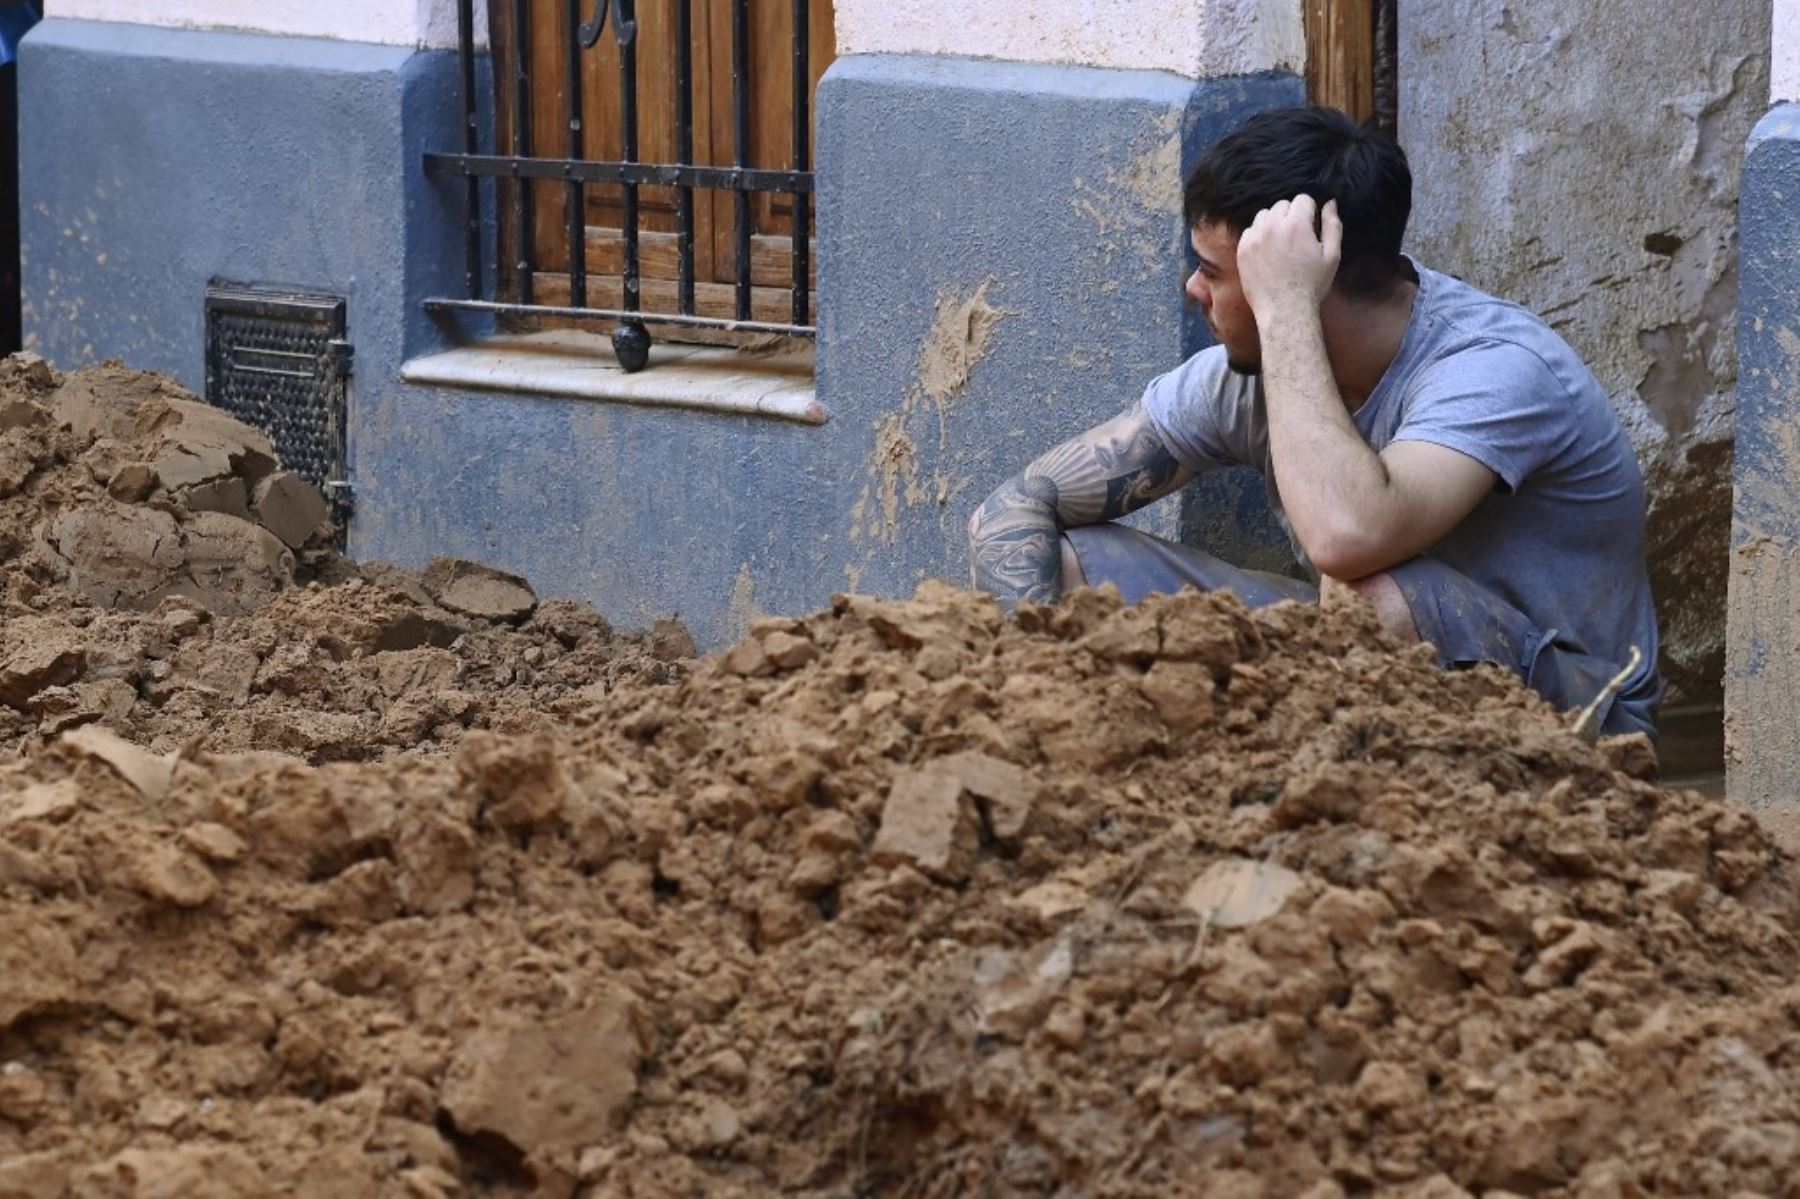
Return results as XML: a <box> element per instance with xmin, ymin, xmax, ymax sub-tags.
<box><xmin>1185</xmin><ymin>269</ymin><xmax>1209</xmax><ymax>307</ymax></box>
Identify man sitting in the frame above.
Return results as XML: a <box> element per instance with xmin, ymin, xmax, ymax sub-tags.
<box><xmin>967</xmin><ymin>106</ymin><xmax>1659</xmax><ymax>739</ymax></box>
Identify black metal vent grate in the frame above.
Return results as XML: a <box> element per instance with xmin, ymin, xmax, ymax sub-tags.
<box><xmin>204</xmin><ymin>283</ymin><xmax>353</xmax><ymax>530</ymax></box>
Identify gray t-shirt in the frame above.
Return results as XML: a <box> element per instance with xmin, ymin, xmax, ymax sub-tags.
<box><xmin>1143</xmin><ymin>260</ymin><xmax>1659</xmax><ymax>701</ymax></box>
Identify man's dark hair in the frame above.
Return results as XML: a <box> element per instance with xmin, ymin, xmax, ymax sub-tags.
<box><xmin>1183</xmin><ymin>106</ymin><xmax>1412</xmax><ymax>298</ymax></box>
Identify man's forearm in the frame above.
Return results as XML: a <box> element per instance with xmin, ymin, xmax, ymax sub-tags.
<box><xmin>968</xmin><ymin>402</ymin><xmax>1193</xmax><ymax>607</ymax></box>
<box><xmin>968</xmin><ymin>474</ymin><xmax>1063</xmax><ymax>606</ymax></box>
<box><xmin>1257</xmin><ymin>301</ymin><xmax>1395</xmax><ymax>574</ymax></box>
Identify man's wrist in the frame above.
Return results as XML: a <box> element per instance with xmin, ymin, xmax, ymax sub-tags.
<box><xmin>1250</xmin><ymin>289</ymin><xmax>1322</xmax><ymax>330</ymax></box>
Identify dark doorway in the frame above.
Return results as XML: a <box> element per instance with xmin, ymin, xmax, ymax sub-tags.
<box><xmin>1</xmin><ymin>3</ymin><xmax>43</xmax><ymax>357</ymax></box>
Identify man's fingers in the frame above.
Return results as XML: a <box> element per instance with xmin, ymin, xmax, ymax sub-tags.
<box><xmin>1320</xmin><ymin>198</ymin><xmax>1344</xmax><ymax>260</ymax></box>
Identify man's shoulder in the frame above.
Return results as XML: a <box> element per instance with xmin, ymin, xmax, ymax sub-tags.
<box><xmin>1141</xmin><ymin>346</ymin><xmax>1265</xmax><ymax>471</ymax></box>
<box><xmin>1409</xmin><ymin>265</ymin><xmax>1599</xmax><ymax>403</ymax></box>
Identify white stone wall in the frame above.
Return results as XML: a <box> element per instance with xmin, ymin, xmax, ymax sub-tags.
<box><xmin>834</xmin><ymin>0</ymin><xmax>1302</xmax><ymax>78</ymax></box>
<box><xmin>47</xmin><ymin>0</ymin><xmax>482</xmax><ymax>48</ymax></box>
<box><xmin>1777</xmin><ymin>0</ymin><xmax>1800</xmax><ymax>101</ymax></box>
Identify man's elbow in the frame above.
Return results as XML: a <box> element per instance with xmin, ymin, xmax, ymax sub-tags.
<box><xmin>1305</xmin><ymin>525</ymin><xmax>1397</xmax><ymax>582</ymax></box>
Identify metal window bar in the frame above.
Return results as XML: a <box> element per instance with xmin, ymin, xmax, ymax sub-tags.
<box><xmin>424</xmin><ymin>0</ymin><xmax>818</xmax><ymax>373</ymax></box>
<box><xmin>509</xmin><ymin>0</ymin><xmax>534</xmax><ymax>305</ymax></box>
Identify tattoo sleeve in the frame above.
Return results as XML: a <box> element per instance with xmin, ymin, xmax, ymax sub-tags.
<box><xmin>968</xmin><ymin>400</ymin><xmax>1192</xmax><ymax>607</ymax></box>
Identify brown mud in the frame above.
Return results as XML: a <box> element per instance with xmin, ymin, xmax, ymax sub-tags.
<box><xmin>2</xmin><ymin>356</ymin><xmax>1799</xmax><ymax>1197</ymax></box>
<box><xmin>0</xmin><ymin>356</ymin><xmax>689</xmax><ymax>761</ymax></box>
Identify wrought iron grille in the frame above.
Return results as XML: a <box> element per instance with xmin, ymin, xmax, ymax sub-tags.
<box><xmin>203</xmin><ymin>283</ymin><xmax>353</xmax><ymax>531</ymax></box>
<box><xmin>423</xmin><ymin>0</ymin><xmax>818</xmax><ymax>372</ymax></box>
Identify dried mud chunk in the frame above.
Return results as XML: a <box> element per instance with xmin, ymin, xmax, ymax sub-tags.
<box><xmin>441</xmin><ymin>996</ymin><xmax>645</xmax><ymax>1178</ymax></box>
<box><xmin>0</xmin><ymin>1150</ymin><xmax>68</xmax><ymax>1199</ymax></box>
<box><xmin>1006</xmin><ymin>879</ymin><xmax>1092</xmax><ymax>928</ymax></box>
<box><xmin>527</xmin><ymin>597</ymin><xmax>614</xmax><ymax>647</ymax></box>
<box><xmin>1079</xmin><ymin>603</ymin><xmax>1160</xmax><ymax>664</ymax></box>
<box><xmin>935</xmin><ymin>750</ymin><xmax>1039</xmax><ymax>845</ymax></box>
<box><xmin>51</xmin><ymin>370</ymin><xmax>149</xmax><ymax>442</ymax></box>
<box><xmin>0</xmin><ymin>393</ymin><xmax>50</xmax><ymax>431</ymax></box>
<box><xmin>1185</xmin><ymin>858</ymin><xmax>1304</xmax><ymax>929</ymax></box>
<box><xmin>251</xmin><ymin>469</ymin><xmax>329</xmax><ymax>548</ymax></box>
<box><xmin>1523</xmin><ymin>919</ymin><xmax>1609</xmax><ymax>990</ymax></box>
<box><xmin>1272</xmin><ymin>762</ymin><xmax>1385</xmax><ymax>828</ymax></box>
<box><xmin>395</xmin><ymin>811</ymin><xmax>479</xmax><ymax>914</ymax></box>
<box><xmin>0</xmin><ymin>617</ymin><xmax>85</xmax><ymax>708</ymax></box>
<box><xmin>649</xmin><ymin>616</ymin><xmax>696</xmax><ymax>661</ymax></box>
<box><xmin>175</xmin><ymin>475</ymin><xmax>249</xmax><ymax>519</ymax></box>
<box><xmin>1354</xmin><ymin>1060</ymin><xmax>1430</xmax><ymax>1129</ymax></box>
<box><xmin>871</xmin><ymin>766</ymin><xmax>978</xmax><ymax>882</ymax></box>
<box><xmin>76</xmin><ymin>1146</ymin><xmax>267</xmax><ymax>1199</ymax></box>
<box><xmin>43</xmin><ymin>504</ymin><xmax>185</xmax><ymax>610</ymax></box>
<box><xmin>421</xmin><ymin>556</ymin><xmax>537</xmax><ymax>623</ymax></box>
<box><xmin>179</xmin><ymin>512</ymin><xmax>293</xmax><ymax>614</ymax></box>
<box><xmin>1</xmin><ymin>780</ymin><xmax>81</xmax><ymax>826</ymax></box>
<box><xmin>129</xmin><ymin>842</ymin><xmax>219</xmax><ymax>909</ymax></box>
<box><xmin>60</xmin><ymin>725</ymin><xmax>177</xmax><ymax>800</ymax></box>
<box><xmin>295</xmin><ymin>858</ymin><xmax>399</xmax><ymax>927</ymax></box>
<box><xmin>134</xmin><ymin>395</ymin><xmax>277</xmax><ymax>488</ymax></box>
<box><xmin>105</xmin><ymin>461</ymin><xmax>157</xmax><ymax>502</ymax></box>
<box><xmin>0</xmin><ymin>918</ymin><xmax>79</xmax><ymax>1029</ymax></box>
<box><xmin>975</xmin><ymin>936</ymin><xmax>1074</xmax><ymax>1040</ymax></box>
<box><xmin>459</xmin><ymin>730</ymin><xmax>570</xmax><ymax>830</ymax></box>
<box><xmin>1155</xmin><ymin>590</ymin><xmax>1258</xmax><ymax>670</ymax></box>
<box><xmin>722</xmin><ymin>637</ymin><xmax>774</xmax><ymax>678</ymax></box>
<box><xmin>1139</xmin><ymin>658</ymin><xmax>1217</xmax><ymax>733</ymax></box>
<box><xmin>761</xmin><ymin>629</ymin><xmax>820</xmax><ymax>671</ymax></box>
<box><xmin>738</xmin><ymin>748</ymin><xmax>824</xmax><ymax>809</ymax></box>
<box><xmin>0</xmin><ymin>439</ymin><xmax>39</xmax><ymax>497</ymax></box>
<box><xmin>181</xmin><ymin>822</ymin><xmax>246</xmax><ymax>864</ymax></box>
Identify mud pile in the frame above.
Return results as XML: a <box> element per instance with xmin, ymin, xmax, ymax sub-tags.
<box><xmin>2</xmin><ymin>574</ymin><xmax>1796</xmax><ymax>1197</ymax></box>
<box><xmin>0</xmin><ymin>356</ymin><xmax>689</xmax><ymax>759</ymax></box>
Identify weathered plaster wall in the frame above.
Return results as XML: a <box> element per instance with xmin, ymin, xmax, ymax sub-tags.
<box><xmin>833</xmin><ymin>0</ymin><xmax>1302</xmax><ymax>78</ymax></box>
<box><xmin>1400</xmin><ymin>0</ymin><xmax>1770</xmax><ymax>711</ymax></box>
<box><xmin>1777</xmin><ymin>0</ymin><xmax>1799</xmax><ymax>101</ymax></box>
<box><xmin>817</xmin><ymin>57</ymin><xmax>1300</xmax><ymax>621</ymax></box>
<box><xmin>46</xmin><ymin>0</ymin><xmax>479</xmax><ymax>48</ymax></box>
<box><xmin>1728</xmin><ymin>103</ymin><xmax>1800</xmax><ymax>843</ymax></box>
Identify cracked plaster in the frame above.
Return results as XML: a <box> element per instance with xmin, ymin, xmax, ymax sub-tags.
<box><xmin>1401</xmin><ymin>0</ymin><xmax>1770</xmax><ymax>711</ymax></box>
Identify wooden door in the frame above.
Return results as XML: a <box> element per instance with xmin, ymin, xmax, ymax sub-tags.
<box><xmin>494</xmin><ymin>0</ymin><xmax>835</xmax><ymax>328</ymax></box>
<box><xmin>1304</xmin><ymin>0</ymin><xmax>1397</xmax><ymax>134</ymax></box>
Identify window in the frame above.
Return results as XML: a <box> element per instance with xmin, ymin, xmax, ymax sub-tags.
<box><xmin>428</xmin><ymin>0</ymin><xmax>835</xmax><ymax>368</ymax></box>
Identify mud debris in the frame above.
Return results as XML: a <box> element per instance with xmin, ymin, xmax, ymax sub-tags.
<box><xmin>1</xmin><ymin>354</ymin><xmax>1797</xmax><ymax>1196</ymax></box>
<box><xmin>0</xmin><ymin>357</ymin><xmax>688</xmax><ymax>760</ymax></box>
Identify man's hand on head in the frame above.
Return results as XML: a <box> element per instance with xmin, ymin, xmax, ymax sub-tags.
<box><xmin>1235</xmin><ymin>194</ymin><xmax>1342</xmax><ymax>321</ymax></box>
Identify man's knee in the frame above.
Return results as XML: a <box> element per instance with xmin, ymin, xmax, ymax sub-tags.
<box><xmin>1059</xmin><ymin>534</ymin><xmax>1087</xmax><ymax>591</ymax></box>
<box><xmin>1322</xmin><ymin>571</ymin><xmax>1419</xmax><ymax>642</ymax></box>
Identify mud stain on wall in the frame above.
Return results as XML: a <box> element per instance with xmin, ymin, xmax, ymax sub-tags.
<box><xmin>853</xmin><ymin>279</ymin><xmax>1011</xmax><ymax>547</ymax></box>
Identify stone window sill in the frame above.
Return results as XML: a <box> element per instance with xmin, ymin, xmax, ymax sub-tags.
<box><xmin>399</xmin><ymin>329</ymin><xmax>825</xmax><ymax>425</ymax></box>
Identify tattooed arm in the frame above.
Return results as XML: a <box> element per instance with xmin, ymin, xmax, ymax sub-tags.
<box><xmin>967</xmin><ymin>400</ymin><xmax>1194</xmax><ymax>607</ymax></box>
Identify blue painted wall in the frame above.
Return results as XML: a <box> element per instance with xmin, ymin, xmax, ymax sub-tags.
<box><xmin>1727</xmin><ymin>101</ymin><xmax>1800</xmax><ymax>830</ymax></box>
<box><xmin>18</xmin><ymin>19</ymin><xmax>470</xmax><ymax>457</ymax></box>
<box><xmin>20</xmin><ymin>24</ymin><xmax>1300</xmax><ymax>647</ymax></box>
<box><xmin>817</xmin><ymin>56</ymin><xmax>1302</xmax><ymax>593</ymax></box>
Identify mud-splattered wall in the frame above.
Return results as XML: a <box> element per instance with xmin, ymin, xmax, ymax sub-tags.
<box><xmin>1399</xmin><ymin>0</ymin><xmax>1771</xmax><ymax>715</ymax></box>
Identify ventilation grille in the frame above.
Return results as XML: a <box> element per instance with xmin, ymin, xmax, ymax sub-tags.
<box><xmin>204</xmin><ymin>283</ymin><xmax>353</xmax><ymax>533</ymax></box>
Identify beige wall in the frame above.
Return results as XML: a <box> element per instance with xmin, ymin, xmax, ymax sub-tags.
<box><xmin>1777</xmin><ymin>0</ymin><xmax>1800</xmax><ymax>101</ymax></box>
<box><xmin>48</xmin><ymin>0</ymin><xmax>482</xmax><ymax>48</ymax></box>
<box><xmin>833</xmin><ymin>0</ymin><xmax>1302</xmax><ymax>78</ymax></box>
